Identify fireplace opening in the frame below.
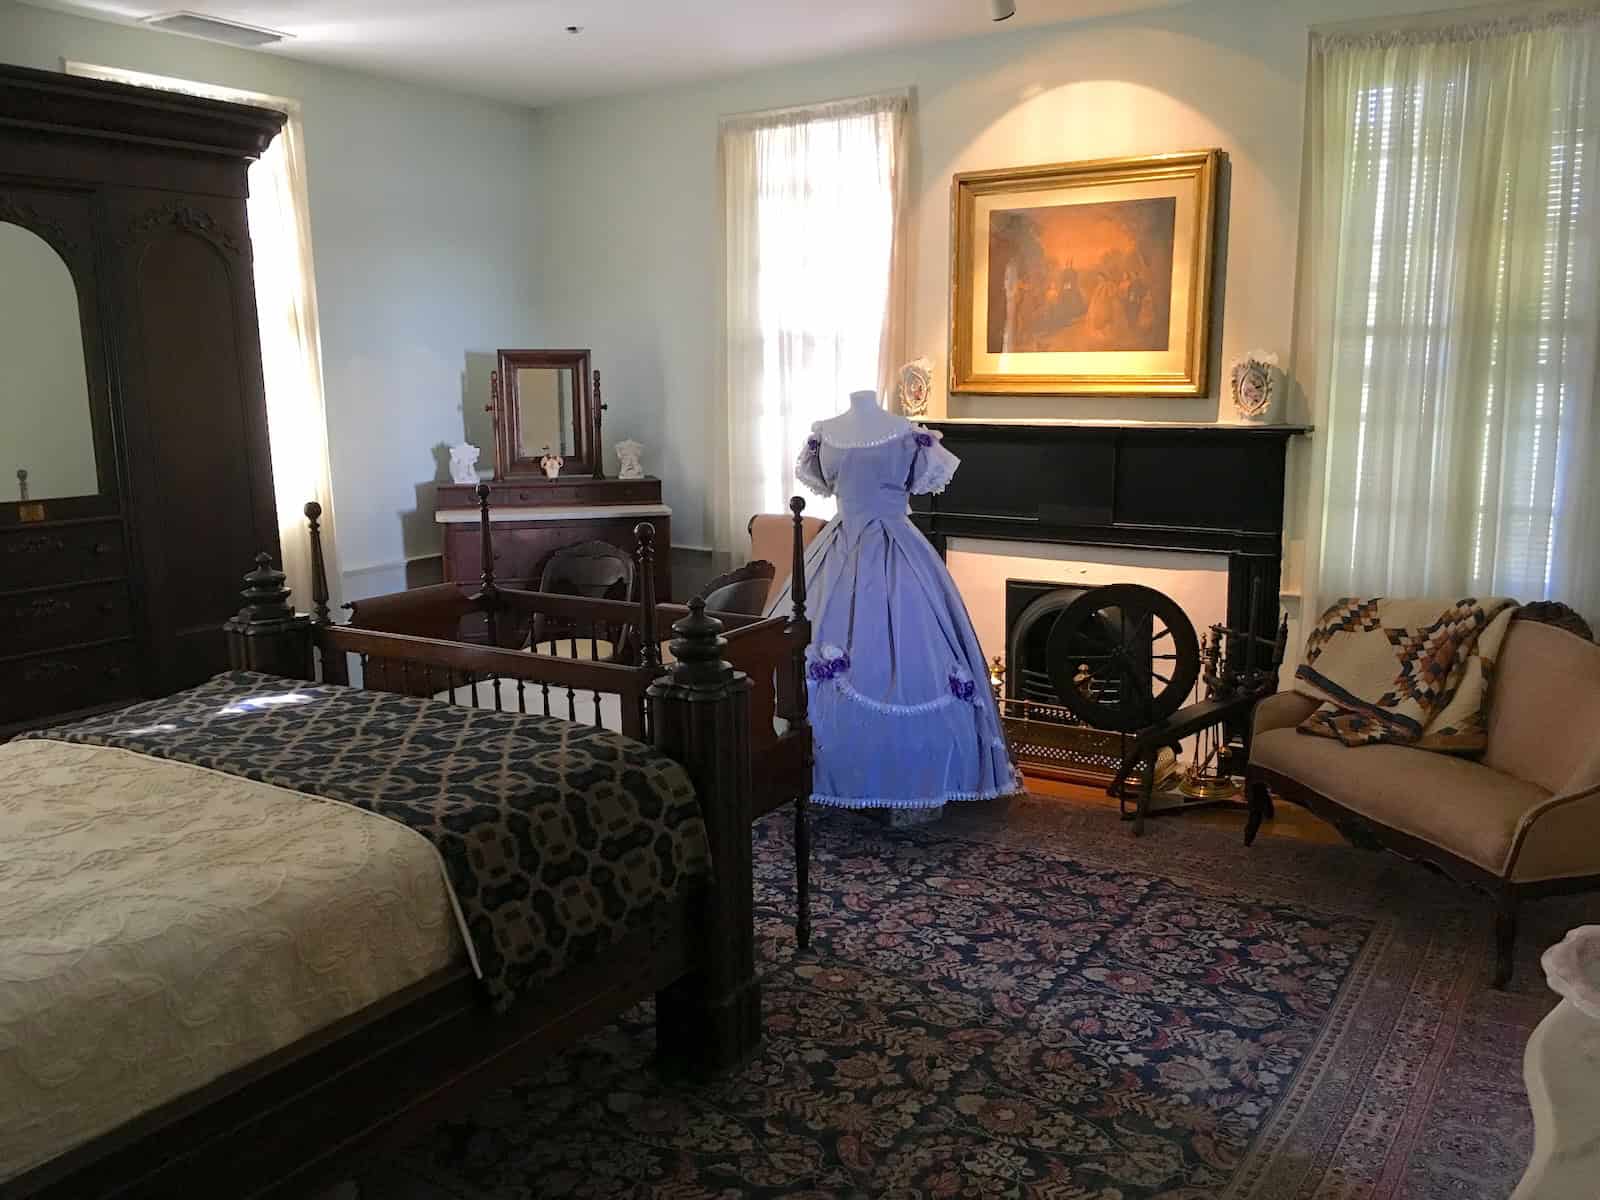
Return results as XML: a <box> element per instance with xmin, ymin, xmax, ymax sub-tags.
<box><xmin>998</xmin><ymin>578</ymin><xmax>1172</xmax><ymax>787</ymax></box>
<box><xmin>1004</xmin><ymin>579</ymin><xmax>1154</xmax><ymax>712</ymax></box>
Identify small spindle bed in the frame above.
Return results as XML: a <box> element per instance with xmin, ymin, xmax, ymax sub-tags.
<box><xmin>3</xmin><ymin>499</ymin><xmax>814</xmax><ymax>1200</ymax></box>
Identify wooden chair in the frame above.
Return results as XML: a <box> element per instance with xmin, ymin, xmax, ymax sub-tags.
<box><xmin>532</xmin><ymin>541</ymin><xmax>635</xmax><ymax>655</ymax></box>
<box><xmin>697</xmin><ymin>560</ymin><xmax>776</xmax><ymax>616</ymax></box>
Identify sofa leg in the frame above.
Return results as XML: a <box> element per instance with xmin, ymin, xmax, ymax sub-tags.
<box><xmin>1493</xmin><ymin>894</ymin><xmax>1518</xmax><ymax>989</ymax></box>
<box><xmin>1244</xmin><ymin>780</ymin><xmax>1272</xmax><ymax>846</ymax></box>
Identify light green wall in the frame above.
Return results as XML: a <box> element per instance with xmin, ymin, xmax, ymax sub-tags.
<box><xmin>525</xmin><ymin>0</ymin><xmax>1493</xmax><ymax>559</ymax></box>
<box><xmin>0</xmin><ymin>0</ymin><xmax>541</xmax><ymax>592</ymax></box>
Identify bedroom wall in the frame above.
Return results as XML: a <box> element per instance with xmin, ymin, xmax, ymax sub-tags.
<box><xmin>524</xmin><ymin>0</ymin><xmax>1491</xmax><ymax>588</ymax></box>
<box><xmin>0</xmin><ymin>0</ymin><xmax>541</xmax><ymax>598</ymax></box>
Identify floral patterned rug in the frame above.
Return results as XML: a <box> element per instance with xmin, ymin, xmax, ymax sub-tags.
<box><xmin>382</xmin><ymin>798</ymin><xmax>1591</xmax><ymax>1200</ymax></box>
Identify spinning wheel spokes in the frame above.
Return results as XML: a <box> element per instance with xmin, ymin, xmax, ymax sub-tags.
<box><xmin>1044</xmin><ymin>584</ymin><xmax>1202</xmax><ymax>733</ymax></box>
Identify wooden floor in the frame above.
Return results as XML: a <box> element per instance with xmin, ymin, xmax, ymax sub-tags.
<box><xmin>1024</xmin><ymin>773</ymin><xmax>1346</xmax><ymax>846</ymax></box>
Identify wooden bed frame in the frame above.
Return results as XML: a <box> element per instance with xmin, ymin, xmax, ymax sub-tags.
<box><xmin>9</xmin><ymin>498</ymin><xmax>815</xmax><ymax>1200</ymax></box>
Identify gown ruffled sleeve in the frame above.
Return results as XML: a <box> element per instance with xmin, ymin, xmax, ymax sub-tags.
<box><xmin>795</xmin><ymin>430</ymin><xmax>833</xmax><ymax>497</ymax></box>
<box><xmin>908</xmin><ymin>426</ymin><xmax>959</xmax><ymax>496</ymax></box>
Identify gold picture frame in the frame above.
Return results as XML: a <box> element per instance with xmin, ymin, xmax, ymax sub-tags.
<box><xmin>950</xmin><ymin>149</ymin><xmax>1220</xmax><ymax>397</ymax></box>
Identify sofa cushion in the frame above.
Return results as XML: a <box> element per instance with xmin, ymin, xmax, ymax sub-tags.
<box><xmin>1252</xmin><ymin>728</ymin><xmax>1551</xmax><ymax>875</ymax></box>
<box><xmin>1483</xmin><ymin>619</ymin><xmax>1600</xmax><ymax>794</ymax></box>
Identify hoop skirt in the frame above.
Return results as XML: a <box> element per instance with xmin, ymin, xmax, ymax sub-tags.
<box><xmin>765</xmin><ymin>422</ymin><xmax>1021</xmax><ymax>811</ymax></box>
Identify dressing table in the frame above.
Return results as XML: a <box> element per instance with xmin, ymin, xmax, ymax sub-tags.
<box><xmin>435</xmin><ymin>348</ymin><xmax>672</xmax><ymax>599</ymax></box>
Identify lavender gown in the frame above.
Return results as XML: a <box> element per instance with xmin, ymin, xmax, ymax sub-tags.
<box><xmin>765</xmin><ymin>421</ymin><xmax>1021</xmax><ymax>811</ymax></box>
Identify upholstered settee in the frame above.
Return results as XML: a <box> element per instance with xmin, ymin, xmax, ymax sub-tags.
<box><xmin>1245</xmin><ymin>617</ymin><xmax>1600</xmax><ymax>986</ymax></box>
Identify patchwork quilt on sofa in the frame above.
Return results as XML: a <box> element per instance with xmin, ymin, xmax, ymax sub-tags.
<box><xmin>1294</xmin><ymin>597</ymin><xmax>1519</xmax><ymax>750</ymax></box>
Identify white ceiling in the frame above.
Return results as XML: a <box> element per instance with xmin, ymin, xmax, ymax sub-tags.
<box><xmin>27</xmin><ymin>0</ymin><xmax>1196</xmax><ymax>107</ymax></box>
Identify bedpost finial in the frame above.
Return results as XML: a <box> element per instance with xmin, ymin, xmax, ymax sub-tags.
<box><xmin>234</xmin><ymin>552</ymin><xmax>293</xmax><ymax>624</ymax></box>
<box><xmin>666</xmin><ymin>596</ymin><xmax>732</xmax><ymax>688</ymax></box>
<box><xmin>788</xmin><ymin>495</ymin><xmax>808</xmax><ymax>621</ymax></box>
<box><xmin>304</xmin><ymin>499</ymin><xmax>332</xmax><ymax>625</ymax></box>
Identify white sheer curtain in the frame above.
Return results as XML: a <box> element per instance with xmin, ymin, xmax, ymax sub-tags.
<box><xmin>1293</xmin><ymin>8</ymin><xmax>1600</xmax><ymax>626</ymax></box>
<box><xmin>65</xmin><ymin>62</ymin><xmax>340</xmax><ymax>612</ymax></box>
<box><xmin>713</xmin><ymin>91</ymin><xmax>910</xmax><ymax>560</ymax></box>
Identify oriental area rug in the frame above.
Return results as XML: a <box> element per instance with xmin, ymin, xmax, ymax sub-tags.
<box><xmin>378</xmin><ymin>797</ymin><xmax>1592</xmax><ymax>1200</ymax></box>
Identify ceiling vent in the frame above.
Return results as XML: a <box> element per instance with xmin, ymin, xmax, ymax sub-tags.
<box><xmin>140</xmin><ymin>11</ymin><xmax>291</xmax><ymax>47</ymax></box>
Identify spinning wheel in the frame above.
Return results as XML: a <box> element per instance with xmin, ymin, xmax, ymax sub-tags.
<box><xmin>1045</xmin><ymin>583</ymin><xmax>1201</xmax><ymax>733</ymax></box>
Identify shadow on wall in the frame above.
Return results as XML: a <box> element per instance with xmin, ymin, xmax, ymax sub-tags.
<box><xmin>461</xmin><ymin>352</ymin><xmax>497</xmax><ymax>453</ymax></box>
<box><xmin>391</xmin><ymin>449</ymin><xmax>453</xmax><ymax>572</ymax></box>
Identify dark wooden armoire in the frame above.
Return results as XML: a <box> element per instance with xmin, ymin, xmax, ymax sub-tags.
<box><xmin>0</xmin><ymin>64</ymin><xmax>284</xmax><ymax>734</ymax></box>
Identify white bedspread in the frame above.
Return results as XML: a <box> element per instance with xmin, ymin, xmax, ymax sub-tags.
<box><xmin>0</xmin><ymin>738</ymin><xmax>464</xmax><ymax>1183</ymax></box>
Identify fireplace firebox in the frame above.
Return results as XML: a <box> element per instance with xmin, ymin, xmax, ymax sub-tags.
<box><xmin>999</xmin><ymin>578</ymin><xmax>1171</xmax><ymax>786</ymax></box>
<box><xmin>913</xmin><ymin>419</ymin><xmax>1308</xmax><ymax>779</ymax></box>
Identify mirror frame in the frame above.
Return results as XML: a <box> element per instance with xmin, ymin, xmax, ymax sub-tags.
<box><xmin>0</xmin><ymin>190</ymin><xmax>118</xmax><ymax>528</ymax></box>
<box><xmin>492</xmin><ymin>348</ymin><xmax>593</xmax><ymax>479</ymax></box>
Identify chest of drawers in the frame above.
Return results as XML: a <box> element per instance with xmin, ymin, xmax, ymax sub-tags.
<box><xmin>0</xmin><ymin>517</ymin><xmax>140</xmax><ymax>734</ymax></box>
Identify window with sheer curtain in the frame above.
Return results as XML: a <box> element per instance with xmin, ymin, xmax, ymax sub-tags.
<box><xmin>1295</xmin><ymin>8</ymin><xmax>1600</xmax><ymax>625</ymax></box>
<box><xmin>713</xmin><ymin>92</ymin><xmax>909</xmax><ymax>559</ymax></box>
<box><xmin>65</xmin><ymin>62</ymin><xmax>339</xmax><ymax>611</ymax></box>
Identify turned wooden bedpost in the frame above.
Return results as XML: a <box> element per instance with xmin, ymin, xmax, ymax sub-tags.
<box><xmin>476</xmin><ymin>482</ymin><xmax>501</xmax><ymax>648</ymax></box>
<box><xmin>651</xmin><ymin>597</ymin><xmax>759</xmax><ymax>1077</ymax></box>
<box><xmin>635</xmin><ymin>521</ymin><xmax>662</xmax><ymax>670</ymax></box>
<box><xmin>591</xmin><ymin>369</ymin><xmax>607</xmax><ymax>480</ymax></box>
<box><xmin>304</xmin><ymin>500</ymin><xmax>347</xmax><ymax>684</ymax></box>
<box><xmin>222</xmin><ymin>552</ymin><xmax>315</xmax><ymax>681</ymax></box>
<box><xmin>785</xmin><ymin>495</ymin><xmax>815</xmax><ymax>950</ymax></box>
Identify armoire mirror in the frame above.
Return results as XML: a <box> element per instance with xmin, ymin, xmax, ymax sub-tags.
<box><xmin>0</xmin><ymin>221</ymin><xmax>97</xmax><ymax>505</ymax></box>
<box><xmin>492</xmin><ymin>348</ymin><xmax>593</xmax><ymax>478</ymax></box>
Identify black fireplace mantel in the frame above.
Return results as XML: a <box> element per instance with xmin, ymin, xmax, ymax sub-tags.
<box><xmin>910</xmin><ymin>420</ymin><xmax>1311</xmax><ymax>640</ymax></box>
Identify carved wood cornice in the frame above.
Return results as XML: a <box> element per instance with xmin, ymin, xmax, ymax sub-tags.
<box><xmin>0</xmin><ymin>63</ymin><xmax>283</xmax><ymax>160</ymax></box>
<box><xmin>119</xmin><ymin>203</ymin><xmax>243</xmax><ymax>257</ymax></box>
<box><xmin>0</xmin><ymin>193</ymin><xmax>78</xmax><ymax>256</ymax></box>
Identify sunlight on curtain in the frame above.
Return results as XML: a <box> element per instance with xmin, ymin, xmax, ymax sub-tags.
<box><xmin>1293</xmin><ymin>10</ymin><xmax>1600</xmax><ymax>625</ymax></box>
<box><xmin>714</xmin><ymin>92</ymin><xmax>909</xmax><ymax>560</ymax></box>
<box><xmin>65</xmin><ymin>62</ymin><xmax>339</xmax><ymax>612</ymax></box>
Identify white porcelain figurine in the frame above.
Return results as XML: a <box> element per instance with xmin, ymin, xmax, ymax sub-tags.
<box><xmin>1229</xmin><ymin>350</ymin><xmax>1282</xmax><ymax>423</ymax></box>
<box><xmin>615</xmin><ymin>439</ymin><xmax>645</xmax><ymax>480</ymax></box>
<box><xmin>539</xmin><ymin>446</ymin><xmax>564</xmax><ymax>479</ymax></box>
<box><xmin>448</xmin><ymin>442</ymin><xmax>480</xmax><ymax>485</ymax></box>
<box><xmin>896</xmin><ymin>357</ymin><xmax>934</xmax><ymax>418</ymax></box>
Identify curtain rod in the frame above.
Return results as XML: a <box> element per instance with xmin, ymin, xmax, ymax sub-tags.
<box><xmin>720</xmin><ymin>87</ymin><xmax>912</xmax><ymax>126</ymax></box>
<box><xmin>1312</xmin><ymin>0</ymin><xmax>1600</xmax><ymax>39</ymax></box>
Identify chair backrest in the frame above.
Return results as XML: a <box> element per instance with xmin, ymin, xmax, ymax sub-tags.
<box><xmin>749</xmin><ymin>513</ymin><xmax>826</xmax><ymax>609</ymax></box>
<box><xmin>538</xmin><ymin>540</ymin><xmax>635</xmax><ymax>602</ymax></box>
<box><xmin>698</xmin><ymin>560</ymin><xmax>776</xmax><ymax>616</ymax></box>
<box><xmin>1484</xmin><ymin>616</ymin><xmax>1600</xmax><ymax>793</ymax></box>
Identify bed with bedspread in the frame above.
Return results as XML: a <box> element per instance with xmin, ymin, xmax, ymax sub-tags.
<box><xmin>0</xmin><ymin>507</ymin><xmax>812</xmax><ymax>1200</ymax></box>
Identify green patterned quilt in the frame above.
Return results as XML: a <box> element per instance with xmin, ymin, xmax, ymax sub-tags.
<box><xmin>28</xmin><ymin>671</ymin><xmax>710</xmax><ymax>1011</ymax></box>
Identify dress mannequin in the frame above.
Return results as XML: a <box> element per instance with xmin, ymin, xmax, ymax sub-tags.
<box><xmin>771</xmin><ymin>389</ymin><xmax>1021</xmax><ymax>819</ymax></box>
<box><xmin>814</xmin><ymin>389</ymin><xmax>907</xmax><ymax>446</ymax></box>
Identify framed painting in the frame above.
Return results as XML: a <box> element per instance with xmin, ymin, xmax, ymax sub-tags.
<box><xmin>950</xmin><ymin>149</ymin><xmax>1220</xmax><ymax>397</ymax></box>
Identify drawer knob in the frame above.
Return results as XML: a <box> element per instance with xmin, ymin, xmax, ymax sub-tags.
<box><xmin>92</xmin><ymin>542</ymin><xmax>111</xmax><ymax>556</ymax></box>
